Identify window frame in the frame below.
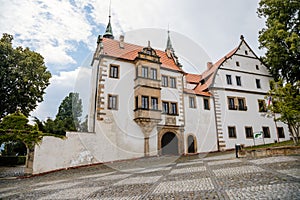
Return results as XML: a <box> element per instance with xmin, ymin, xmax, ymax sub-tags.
<box><xmin>245</xmin><ymin>126</ymin><xmax>253</xmax><ymax>138</ymax></box>
<box><xmin>236</xmin><ymin>76</ymin><xmax>242</xmax><ymax>86</ymax></box>
<box><xmin>256</xmin><ymin>79</ymin><xmax>261</xmax><ymax>89</ymax></box>
<box><xmin>141</xmin><ymin>96</ymin><xmax>149</xmax><ymax>109</ymax></box>
<box><xmin>151</xmin><ymin>97</ymin><xmax>158</xmax><ymax>110</ymax></box>
<box><xmin>226</xmin><ymin>75</ymin><xmax>232</xmax><ymax>85</ymax></box>
<box><xmin>277</xmin><ymin>127</ymin><xmax>285</xmax><ymax>138</ymax></box>
<box><xmin>162</xmin><ymin>101</ymin><xmax>169</xmax><ymax>114</ymax></box>
<box><xmin>141</xmin><ymin>66</ymin><xmax>149</xmax><ymax>78</ymax></box>
<box><xmin>203</xmin><ymin>98</ymin><xmax>210</xmax><ymax>110</ymax></box>
<box><xmin>162</xmin><ymin>75</ymin><xmax>168</xmax><ymax>87</ymax></box>
<box><xmin>262</xmin><ymin>126</ymin><xmax>270</xmax><ymax>138</ymax></box>
<box><xmin>109</xmin><ymin>64</ymin><xmax>119</xmax><ymax>79</ymax></box>
<box><xmin>237</xmin><ymin>98</ymin><xmax>247</xmax><ymax>111</ymax></box>
<box><xmin>228</xmin><ymin>97</ymin><xmax>236</xmax><ymax>110</ymax></box>
<box><xmin>108</xmin><ymin>94</ymin><xmax>118</xmax><ymax>110</ymax></box>
<box><xmin>150</xmin><ymin>68</ymin><xmax>157</xmax><ymax>80</ymax></box>
<box><xmin>228</xmin><ymin>126</ymin><xmax>237</xmax><ymax>138</ymax></box>
<box><xmin>236</xmin><ymin>61</ymin><xmax>240</xmax><ymax>67</ymax></box>
<box><xmin>170</xmin><ymin>77</ymin><xmax>177</xmax><ymax>88</ymax></box>
<box><xmin>189</xmin><ymin>96</ymin><xmax>196</xmax><ymax>108</ymax></box>
<box><xmin>170</xmin><ymin>102</ymin><xmax>177</xmax><ymax>115</ymax></box>
<box><xmin>258</xmin><ymin>99</ymin><xmax>267</xmax><ymax>112</ymax></box>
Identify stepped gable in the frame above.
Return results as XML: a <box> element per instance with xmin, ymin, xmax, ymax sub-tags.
<box><xmin>101</xmin><ymin>38</ymin><xmax>184</xmax><ymax>72</ymax></box>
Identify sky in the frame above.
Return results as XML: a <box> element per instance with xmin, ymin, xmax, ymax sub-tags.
<box><xmin>0</xmin><ymin>0</ymin><xmax>266</xmax><ymax>122</ymax></box>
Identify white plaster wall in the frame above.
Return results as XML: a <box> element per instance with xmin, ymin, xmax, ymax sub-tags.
<box><xmin>184</xmin><ymin>95</ymin><xmax>218</xmax><ymax>153</ymax></box>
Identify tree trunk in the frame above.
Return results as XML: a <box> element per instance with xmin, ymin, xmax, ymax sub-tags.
<box><xmin>288</xmin><ymin>123</ymin><xmax>299</xmax><ymax>145</ymax></box>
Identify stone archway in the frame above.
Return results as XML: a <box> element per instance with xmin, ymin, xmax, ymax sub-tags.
<box><xmin>161</xmin><ymin>132</ymin><xmax>179</xmax><ymax>155</ymax></box>
<box><xmin>187</xmin><ymin>135</ymin><xmax>197</xmax><ymax>154</ymax></box>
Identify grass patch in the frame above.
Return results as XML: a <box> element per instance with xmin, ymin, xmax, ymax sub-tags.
<box><xmin>244</xmin><ymin>140</ymin><xmax>298</xmax><ymax>150</ymax></box>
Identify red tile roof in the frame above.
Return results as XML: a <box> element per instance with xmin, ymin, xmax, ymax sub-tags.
<box><xmin>101</xmin><ymin>38</ymin><xmax>183</xmax><ymax>72</ymax></box>
<box><xmin>185</xmin><ymin>73</ymin><xmax>202</xmax><ymax>83</ymax></box>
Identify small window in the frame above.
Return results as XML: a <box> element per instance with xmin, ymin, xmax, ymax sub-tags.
<box><xmin>170</xmin><ymin>77</ymin><xmax>176</xmax><ymax>88</ymax></box>
<box><xmin>150</xmin><ymin>68</ymin><xmax>157</xmax><ymax>80</ymax></box>
<box><xmin>108</xmin><ymin>94</ymin><xmax>118</xmax><ymax>110</ymax></box>
<box><xmin>189</xmin><ymin>96</ymin><xmax>196</xmax><ymax>108</ymax></box>
<box><xmin>245</xmin><ymin>127</ymin><xmax>253</xmax><ymax>138</ymax></box>
<box><xmin>258</xmin><ymin>99</ymin><xmax>267</xmax><ymax>112</ymax></box>
<box><xmin>228</xmin><ymin>126</ymin><xmax>236</xmax><ymax>138</ymax></box>
<box><xmin>141</xmin><ymin>96</ymin><xmax>149</xmax><ymax>109</ymax></box>
<box><xmin>256</xmin><ymin>79</ymin><xmax>261</xmax><ymax>89</ymax></box>
<box><xmin>170</xmin><ymin>103</ymin><xmax>177</xmax><ymax>115</ymax></box>
<box><xmin>226</xmin><ymin>75</ymin><xmax>232</xmax><ymax>85</ymax></box>
<box><xmin>277</xmin><ymin>127</ymin><xmax>285</xmax><ymax>138</ymax></box>
<box><xmin>256</xmin><ymin>65</ymin><xmax>259</xmax><ymax>70</ymax></box>
<box><xmin>109</xmin><ymin>65</ymin><xmax>119</xmax><ymax>78</ymax></box>
<box><xmin>162</xmin><ymin>102</ymin><xmax>169</xmax><ymax>114</ymax></box>
<box><xmin>162</xmin><ymin>75</ymin><xmax>168</xmax><ymax>87</ymax></box>
<box><xmin>228</xmin><ymin>97</ymin><xmax>236</xmax><ymax>110</ymax></box>
<box><xmin>236</xmin><ymin>76</ymin><xmax>241</xmax><ymax>86</ymax></box>
<box><xmin>141</xmin><ymin>66</ymin><xmax>148</xmax><ymax>78</ymax></box>
<box><xmin>203</xmin><ymin>98</ymin><xmax>210</xmax><ymax>110</ymax></box>
<box><xmin>236</xmin><ymin>61</ymin><xmax>240</xmax><ymax>67</ymax></box>
<box><xmin>262</xmin><ymin>126</ymin><xmax>270</xmax><ymax>138</ymax></box>
<box><xmin>238</xmin><ymin>98</ymin><xmax>247</xmax><ymax>111</ymax></box>
<box><xmin>135</xmin><ymin>96</ymin><xmax>138</xmax><ymax>109</ymax></box>
<box><xmin>245</xmin><ymin>50</ymin><xmax>248</xmax><ymax>55</ymax></box>
<box><xmin>151</xmin><ymin>97</ymin><xmax>158</xmax><ymax>110</ymax></box>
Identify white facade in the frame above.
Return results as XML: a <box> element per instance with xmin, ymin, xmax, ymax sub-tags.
<box><xmin>32</xmin><ymin>35</ymin><xmax>289</xmax><ymax>174</ymax></box>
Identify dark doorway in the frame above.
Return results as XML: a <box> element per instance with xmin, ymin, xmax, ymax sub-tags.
<box><xmin>161</xmin><ymin>132</ymin><xmax>178</xmax><ymax>155</ymax></box>
<box><xmin>188</xmin><ymin>135</ymin><xmax>196</xmax><ymax>153</ymax></box>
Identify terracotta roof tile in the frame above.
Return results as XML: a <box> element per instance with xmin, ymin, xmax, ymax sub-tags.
<box><xmin>101</xmin><ymin>38</ymin><xmax>183</xmax><ymax>72</ymax></box>
<box><xmin>185</xmin><ymin>73</ymin><xmax>202</xmax><ymax>83</ymax></box>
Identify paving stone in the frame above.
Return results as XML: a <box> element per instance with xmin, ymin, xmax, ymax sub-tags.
<box><xmin>76</xmin><ymin>171</ymin><xmax>115</xmax><ymax>179</ymax></box>
<box><xmin>138</xmin><ymin>166</ymin><xmax>171</xmax><ymax>173</ymax></box>
<box><xmin>176</xmin><ymin>160</ymin><xmax>203</xmax><ymax>167</ymax></box>
<box><xmin>34</xmin><ymin>181</ymin><xmax>82</xmax><ymax>191</ymax></box>
<box><xmin>152</xmin><ymin>178</ymin><xmax>214</xmax><ymax>193</ymax></box>
<box><xmin>207</xmin><ymin>158</ymin><xmax>241</xmax><ymax>166</ymax></box>
<box><xmin>94</xmin><ymin>173</ymin><xmax>131</xmax><ymax>181</ymax></box>
<box><xmin>249</xmin><ymin>156</ymin><xmax>298</xmax><ymax>165</ymax></box>
<box><xmin>226</xmin><ymin>183</ymin><xmax>300</xmax><ymax>199</ymax></box>
<box><xmin>170</xmin><ymin>166</ymin><xmax>206</xmax><ymax>175</ymax></box>
<box><xmin>114</xmin><ymin>176</ymin><xmax>162</xmax><ymax>185</ymax></box>
<box><xmin>39</xmin><ymin>187</ymin><xmax>101</xmax><ymax>199</ymax></box>
<box><xmin>213</xmin><ymin>166</ymin><xmax>264</xmax><ymax>176</ymax></box>
<box><xmin>277</xmin><ymin>168</ymin><xmax>300</xmax><ymax>179</ymax></box>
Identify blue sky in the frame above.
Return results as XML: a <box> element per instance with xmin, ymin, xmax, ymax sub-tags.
<box><xmin>0</xmin><ymin>0</ymin><xmax>265</xmax><ymax>122</ymax></box>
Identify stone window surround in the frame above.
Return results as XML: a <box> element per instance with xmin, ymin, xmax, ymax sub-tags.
<box><xmin>109</xmin><ymin>64</ymin><xmax>120</xmax><ymax>79</ymax></box>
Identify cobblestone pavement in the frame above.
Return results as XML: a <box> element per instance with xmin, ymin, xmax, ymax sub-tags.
<box><xmin>0</xmin><ymin>153</ymin><xmax>299</xmax><ymax>199</ymax></box>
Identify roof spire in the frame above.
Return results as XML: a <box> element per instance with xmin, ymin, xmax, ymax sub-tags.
<box><xmin>103</xmin><ymin>0</ymin><xmax>114</xmax><ymax>39</ymax></box>
<box><xmin>165</xmin><ymin>27</ymin><xmax>174</xmax><ymax>52</ymax></box>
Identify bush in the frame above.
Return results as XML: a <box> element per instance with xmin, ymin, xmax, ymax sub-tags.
<box><xmin>0</xmin><ymin>156</ymin><xmax>26</xmax><ymax>166</ymax></box>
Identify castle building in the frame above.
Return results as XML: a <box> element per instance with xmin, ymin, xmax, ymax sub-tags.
<box><xmin>32</xmin><ymin>16</ymin><xmax>290</xmax><ymax>174</ymax></box>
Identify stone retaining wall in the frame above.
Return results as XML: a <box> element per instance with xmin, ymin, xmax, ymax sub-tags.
<box><xmin>239</xmin><ymin>146</ymin><xmax>300</xmax><ymax>158</ymax></box>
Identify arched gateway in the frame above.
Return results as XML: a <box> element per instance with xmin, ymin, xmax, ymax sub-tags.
<box><xmin>161</xmin><ymin>132</ymin><xmax>179</xmax><ymax>155</ymax></box>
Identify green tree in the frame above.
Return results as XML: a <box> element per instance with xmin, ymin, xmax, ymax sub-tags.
<box><xmin>267</xmin><ymin>80</ymin><xmax>300</xmax><ymax>145</ymax></box>
<box><xmin>0</xmin><ymin>33</ymin><xmax>51</xmax><ymax>118</ymax></box>
<box><xmin>257</xmin><ymin>0</ymin><xmax>300</xmax><ymax>84</ymax></box>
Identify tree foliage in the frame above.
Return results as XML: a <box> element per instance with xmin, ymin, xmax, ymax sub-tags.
<box><xmin>257</xmin><ymin>0</ymin><xmax>300</xmax><ymax>84</ymax></box>
<box><xmin>0</xmin><ymin>33</ymin><xmax>51</xmax><ymax>118</ymax></box>
<box><xmin>34</xmin><ymin>92</ymin><xmax>83</xmax><ymax>136</ymax></box>
<box><xmin>267</xmin><ymin>80</ymin><xmax>300</xmax><ymax>144</ymax></box>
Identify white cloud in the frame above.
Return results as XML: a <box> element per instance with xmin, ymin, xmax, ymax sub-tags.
<box><xmin>30</xmin><ymin>67</ymin><xmax>91</xmax><ymax>121</ymax></box>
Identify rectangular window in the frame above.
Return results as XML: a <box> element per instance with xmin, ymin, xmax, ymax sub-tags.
<box><xmin>162</xmin><ymin>102</ymin><xmax>169</xmax><ymax>114</ymax></box>
<box><xmin>189</xmin><ymin>96</ymin><xmax>196</xmax><ymax>108</ymax></box>
<box><xmin>256</xmin><ymin>79</ymin><xmax>261</xmax><ymax>89</ymax></box>
<box><xmin>238</xmin><ymin>98</ymin><xmax>247</xmax><ymax>111</ymax></box>
<box><xmin>142</xmin><ymin>66</ymin><xmax>148</xmax><ymax>78</ymax></box>
<box><xmin>150</xmin><ymin>68</ymin><xmax>157</xmax><ymax>80</ymax></box>
<box><xmin>262</xmin><ymin>126</ymin><xmax>270</xmax><ymax>138</ymax></box>
<box><xmin>236</xmin><ymin>76</ymin><xmax>241</xmax><ymax>86</ymax></box>
<box><xmin>141</xmin><ymin>96</ymin><xmax>149</xmax><ymax>109</ymax></box>
<box><xmin>258</xmin><ymin>99</ymin><xmax>267</xmax><ymax>112</ymax></box>
<box><xmin>228</xmin><ymin>97</ymin><xmax>236</xmax><ymax>110</ymax></box>
<box><xmin>151</xmin><ymin>97</ymin><xmax>158</xmax><ymax>110</ymax></box>
<box><xmin>245</xmin><ymin>127</ymin><xmax>253</xmax><ymax>138</ymax></box>
<box><xmin>162</xmin><ymin>75</ymin><xmax>168</xmax><ymax>87</ymax></box>
<box><xmin>135</xmin><ymin>96</ymin><xmax>138</xmax><ymax>109</ymax></box>
<box><xmin>109</xmin><ymin>65</ymin><xmax>119</xmax><ymax>78</ymax></box>
<box><xmin>228</xmin><ymin>126</ymin><xmax>236</xmax><ymax>138</ymax></box>
<box><xmin>108</xmin><ymin>95</ymin><xmax>118</xmax><ymax>110</ymax></box>
<box><xmin>277</xmin><ymin>127</ymin><xmax>285</xmax><ymax>138</ymax></box>
<box><xmin>203</xmin><ymin>98</ymin><xmax>210</xmax><ymax>110</ymax></box>
<box><xmin>226</xmin><ymin>75</ymin><xmax>232</xmax><ymax>85</ymax></box>
<box><xmin>236</xmin><ymin>61</ymin><xmax>240</xmax><ymax>67</ymax></box>
<box><xmin>170</xmin><ymin>77</ymin><xmax>176</xmax><ymax>88</ymax></box>
<box><xmin>170</xmin><ymin>103</ymin><xmax>177</xmax><ymax>115</ymax></box>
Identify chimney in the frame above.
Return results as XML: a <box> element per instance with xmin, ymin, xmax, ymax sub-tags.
<box><xmin>119</xmin><ymin>35</ymin><xmax>124</xmax><ymax>48</ymax></box>
<box><xmin>207</xmin><ymin>62</ymin><xmax>213</xmax><ymax>69</ymax></box>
